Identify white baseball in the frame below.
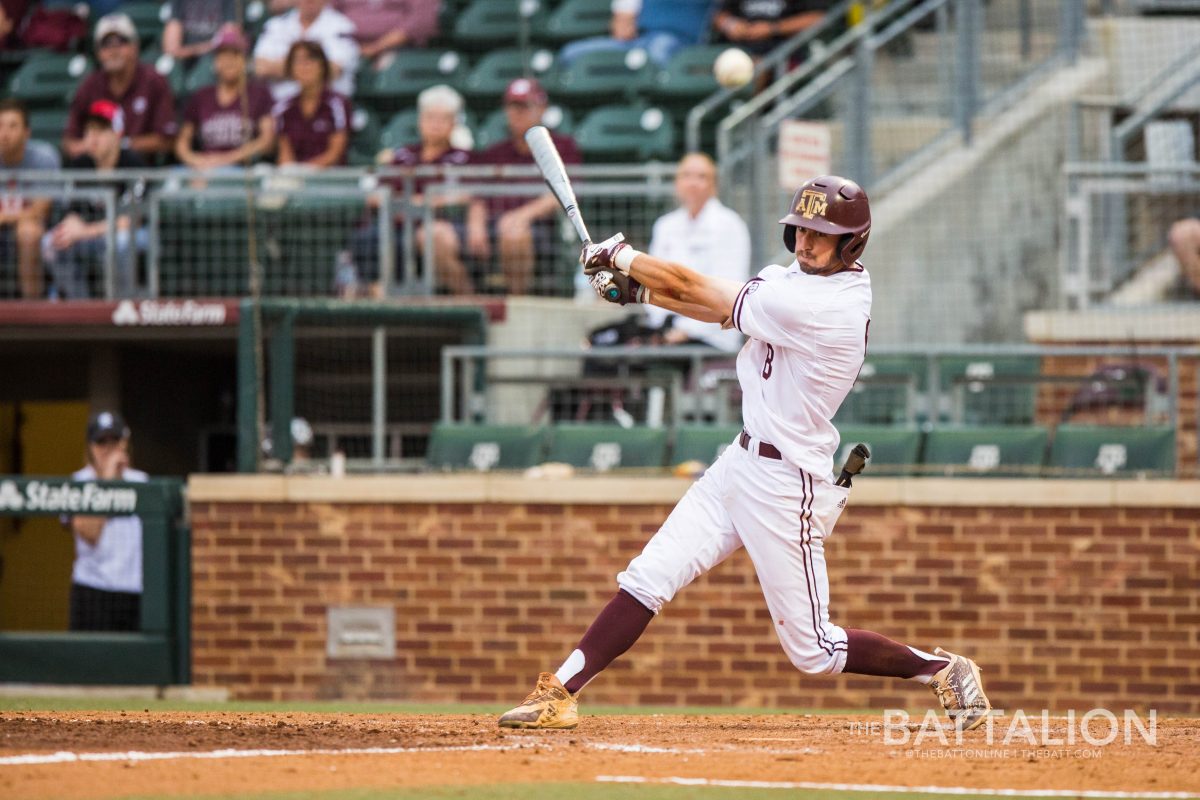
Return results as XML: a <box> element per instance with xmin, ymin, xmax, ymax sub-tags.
<box><xmin>713</xmin><ymin>47</ymin><xmax>754</xmax><ymax>89</ymax></box>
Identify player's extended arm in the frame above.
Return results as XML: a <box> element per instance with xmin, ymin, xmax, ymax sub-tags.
<box><xmin>582</xmin><ymin>235</ymin><xmax>743</xmax><ymax>322</ymax></box>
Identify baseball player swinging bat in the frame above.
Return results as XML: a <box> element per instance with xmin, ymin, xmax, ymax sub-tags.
<box><xmin>524</xmin><ymin>125</ymin><xmax>625</xmax><ymax>301</ymax></box>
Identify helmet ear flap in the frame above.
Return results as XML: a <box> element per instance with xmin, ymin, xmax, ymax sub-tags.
<box><xmin>840</xmin><ymin>231</ymin><xmax>868</xmax><ymax>266</ymax></box>
<box><xmin>783</xmin><ymin>224</ymin><xmax>796</xmax><ymax>253</ymax></box>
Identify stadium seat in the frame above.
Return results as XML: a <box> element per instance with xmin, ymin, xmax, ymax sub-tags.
<box><xmin>26</xmin><ymin>108</ymin><xmax>69</xmax><ymax>148</ymax></box>
<box><xmin>938</xmin><ymin>355</ymin><xmax>1041</xmax><ymax>425</ymax></box>
<box><xmin>922</xmin><ymin>426</ymin><xmax>1049</xmax><ymax>477</ymax></box>
<box><xmin>473</xmin><ymin>104</ymin><xmax>573</xmax><ymax>150</ymax></box>
<box><xmin>452</xmin><ymin>0</ymin><xmax>549</xmax><ymax>47</ymax></box>
<box><xmin>645</xmin><ymin>45</ymin><xmax>727</xmax><ymax>104</ymax></box>
<box><xmin>552</xmin><ymin>48</ymin><xmax>654</xmax><ymax>103</ymax></box>
<box><xmin>832</xmin><ymin>426</ymin><xmax>923</xmax><ymax>476</ymax></box>
<box><xmin>462</xmin><ymin>47</ymin><xmax>558</xmax><ymax>102</ymax></box>
<box><xmin>540</xmin><ymin>0</ymin><xmax>612</xmax><ymax>43</ymax></box>
<box><xmin>183</xmin><ymin>53</ymin><xmax>216</xmax><ymax>96</ymax></box>
<box><xmin>272</xmin><ymin>195</ymin><xmax>367</xmax><ymax>296</ymax></box>
<box><xmin>835</xmin><ymin>354</ymin><xmax>928</xmax><ymax>425</ymax></box>
<box><xmin>349</xmin><ymin>106</ymin><xmax>381</xmax><ymax>165</ymax></box>
<box><xmin>112</xmin><ymin>1</ymin><xmax>167</xmax><ymax>46</ymax></box>
<box><xmin>547</xmin><ymin>424</ymin><xmax>669</xmax><ymax>470</ymax></box>
<box><xmin>141</xmin><ymin>47</ymin><xmax>186</xmax><ymax>97</ymax></box>
<box><xmin>155</xmin><ymin>196</ymin><xmax>266</xmax><ymax>297</ymax></box>
<box><xmin>574</xmin><ymin>105</ymin><xmax>675</xmax><ymax>162</ymax></box>
<box><xmin>358</xmin><ymin>49</ymin><xmax>469</xmax><ymax>114</ymax></box>
<box><xmin>672</xmin><ymin>425</ymin><xmax>741</xmax><ymax>467</ymax></box>
<box><xmin>6</xmin><ymin>52</ymin><xmax>89</xmax><ymax>106</ymax></box>
<box><xmin>426</xmin><ymin>423</ymin><xmax>548</xmax><ymax>470</ymax></box>
<box><xmin>379</xmin><ymin>109</ymin><xmax>420</xmax><ymax>151</ymax></box>
<box><xmin>1048</xmin><ymin>425</ymin><xmax>1175</xmax><ymax>477</ymax></box>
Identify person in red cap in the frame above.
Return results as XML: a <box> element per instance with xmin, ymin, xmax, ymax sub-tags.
<box><xmin>64</xmin><ymin>12</ymin><xmax>177</xmax><ymax>160</ymax></box>
<box><xmin>44</xmin><ymin>100</ymin><xmax>146</xmax><ymax>298</ymax></box>
<box><xmin>176</xmin><ymin>25</ymin><xmax>276</xmax><ymax>171</ymax></box>
<box><xmin>461</xmin><ymin>78</ymin><xmax>581</xmax><ymax>295</ymax></box>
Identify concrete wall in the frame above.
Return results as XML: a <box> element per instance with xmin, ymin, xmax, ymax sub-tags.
<box><xmin>189</xmin><ymin>475</ymin><xmax>1200</xmax><ymax>712</ymax></box>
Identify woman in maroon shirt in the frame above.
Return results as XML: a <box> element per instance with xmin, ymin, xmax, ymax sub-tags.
<box><xmin>274</xmin><ymin>41</ymin><xmax>351</xmax><ymax>168</ymax></box>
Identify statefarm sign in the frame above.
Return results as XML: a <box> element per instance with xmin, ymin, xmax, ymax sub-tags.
<box><xmin>0</xmin><ymin>479</ymin><xmax>138</xmax><ymax>515</ymax></box>
<box><xmin>111</xmin><ymin>299</ymin><xmax>228</xmax><ymax>326</ymax></box>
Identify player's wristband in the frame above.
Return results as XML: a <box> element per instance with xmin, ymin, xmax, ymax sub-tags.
<box><xmin>613</xmin><ymin>245</ymin><xmax>640</xmax><ymax>275</ymax></box>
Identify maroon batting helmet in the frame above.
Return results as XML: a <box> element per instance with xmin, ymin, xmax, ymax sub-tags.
<box><xmin>779</xmin><ymin>175</ymin><xmax>871</xmax><ymax>267</ymax></box>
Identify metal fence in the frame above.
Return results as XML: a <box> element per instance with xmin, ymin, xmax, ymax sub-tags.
<box><xmin>0</xmin><ymin>165</ymin><xmax>677</xmax><ymax>301</ymax></box>
<box><xmin>1062</xmin><ymin>164</ymin><xmax>1200</xmax><ymax>307</ymax></box>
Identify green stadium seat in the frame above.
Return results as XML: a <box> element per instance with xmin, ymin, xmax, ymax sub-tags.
<box><xmin>552</xmin><ymin>48</ymin><xmax>654</xmax><ymax>103</ymax></box>
<box><xmin>426</xmin><ymin>423</ymin><xmax>548</xmax><ymax>470</ymax></box>
<box><xmin>539</xmin><ymin>0</ymin><xmax>611</xmax><ymax>43</ymax></box>
<box><xmin>547</xmin><ymin>424</ymin><xmax>669</xmax><ymax>470</ymax></box>
<box><xmin>574</xmin><ymin>105</ymin><xmax>675</xmax><ymax>162</ymax></box>
<box><xmin>26</xmin><ymin>108</ymin><xmax>69</xmax><ymax>147</ymax></box>
<box><xmin>473</xmin><ymin>104</ymin><xmax>572</xmax><ymax>150</ymax></box>
<box><xmin>379</xmin><ymin>109</ymin><xmax>420</xmax><ymax>151</ymax></box>
<box><xmin>141</xmin><ymin>47</ymin><xmax>186</xmax><ymax>96</ymax></box>
<box><xmin>272</xmin><ymin>195</ymin><xmax>367</xmax><ymax>295</ymax></box>
<box><xmin>1048</xmin><ymin>425</ymin><xmax>1175</xmax><ymax>477</ymax></box>
<box><xmin>462</xmin><ymin>47</ymin><xmax>558</xmax><ymax>102</ymax></box>
<box><xmin>349</xmin><ymin>106</ymin><xmax>381</xmax><ymax>163</ymax></box>
<box><xmin>154</xmin><ymin>196</ymin><xmax>269</xmax><ymax>297</ymax></box>
<box><xmin>832</xmin><ymin>426</ymin><xmax>923</xmax><ymax>476</ymax></box>
<box><xmin>938</xmin><ymin>355</ymin><xmax>1041</xmax><ymax>425</ymax></box>
<box><xmin>6</xmin><ymin>52</ymin><xmax>89</xmax><ymax>106</ymax></box>
<box><xmin>113</xmin><ymin>1</ymin><xmax>167</xmax><ymax>46</ymax></box>
<box><xmin>922</xmin><ymin>426</ymin><xmax>1049</xmax><ymax>477</ymax></box>
<box><xmin>836</xmin><ymin>354</ymin><xmax>928</xmax><ymax>425</ymax></box>
<box><xmin>452</xmin><ymin>0</ymin><xmax>549</xmax><ymax>47</ymax></box>
<box><xmin>183</xmin><ymin>53</ymin><xmax>216</xmax><ymax>95</ymax></box>
<box><xmin>645</xmin><ymin>45</ymin><xmax>727</xmax><ymax>104</ymax></box>
<box><xmin>672</xmin><ymin>425</ymin><xmax>741</xmax><ymax>467</ymax></box>
<box><xmin>358</xmin><ymin>49</ymin><xmax>469</xmax><ymax>114</ymax></box>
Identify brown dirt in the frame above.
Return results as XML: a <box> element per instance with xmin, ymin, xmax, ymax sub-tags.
<box><xmin>1</xmin><ymin>712</ymin><xmax>1197</xmax><ymax>799</ymax></box>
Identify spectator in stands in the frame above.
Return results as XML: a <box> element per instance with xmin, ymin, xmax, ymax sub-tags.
<box><xmin>253</xmin><ymin>0</ymin><xmax>359</xmax><ymax>102</ymax></box>
<box><xmin>274</xmin><ymin>41</ymin><xmax>352</xmax><ymax>169</ymax></box>
<box><xmin>0</xmin><ymin>98</ymin><xmax>60</xmax><ymax>299</ymax></box>
<box><xmin>462</xmin><ymin>78</ymin><xmax>581</xmax><ymax>295</ymax></box>
<box><xmin>162</xmin><ymin>0</ymin><xmax>240</xmax><ymax>64</ymax></box>
<box><xmin>333</xmin><ymin>0</ymin><xmax>439</xmax><ymax>69</ymax></box>
<box><xmin>65</xmin><ymin>13</ymin><xmax>177</xmax><ymax>160</ymax></box>
<box><xmin>44</xmin><ymin>100</ymin><xmax>146</xmax><ymax>299</ymax></box>
<box><xmin>559</xmin><ymin>0</ymin><xmax>715</xmax><ymax>68</ymax></box>
<box><xmin>344</xmin><ymin>84</ymin><xmax>472</xmax><ymax>297</ymax></box>
<box><xmin>1061</xmin><ymin>364</ymin><xmax>1167</xmax><ymax>426</ymax></box>
<box><xmin>66</xmin><ymin>410</ymin><xmax>148</xmax><ymax>632</ymax></box>
<box><xmin>714</xmin><ymin>0</ymin><xmax>831</xmax><ymax>57</ymax></box>
<box><xmin>176</xmin><ymin>27</ymin><xmax>276</xmax><ymax>171</ymax></box>
<box><xmin>645</xmin><ymin>152</ymin><xmax>750</xmax><ymax>351</ymax></box>
<box><xmin>0</xmin><ymin>0</ymin><xmax>30</xmax><ymax>49</ymax></box>
<box><xmin>1168</xmin><ymin>216</ymin><xmax>1200</xmax><ymax>299</ymax></box>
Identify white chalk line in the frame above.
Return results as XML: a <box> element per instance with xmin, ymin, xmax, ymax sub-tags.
<box><xmin>596</xmin><ymin>775</ymin><xmax>1200</xmax><ymax>799</ymax></box>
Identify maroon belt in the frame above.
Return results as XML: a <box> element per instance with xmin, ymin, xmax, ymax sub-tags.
<box><xmin>739</xmin><ymin>429</ymin><xmax>783</xmax><ymax>461</ymax></box>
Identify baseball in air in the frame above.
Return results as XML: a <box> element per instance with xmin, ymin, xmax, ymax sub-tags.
<box><xmin>713</xmin><ymin>47</ymin><xmax>754</xmax><ymax>88</ymax></box>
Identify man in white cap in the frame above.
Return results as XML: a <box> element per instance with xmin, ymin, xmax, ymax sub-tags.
<box><xmin>65</xmin><ymin>411</ymin><xmax>148</xmax><ymax>631</ymax></box>
<box><xmin>64</xmin><ymin>13</ymin><xmax>177</xmax><ymax>159</ymax></box>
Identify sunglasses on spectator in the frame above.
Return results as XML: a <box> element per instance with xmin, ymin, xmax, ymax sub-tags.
<box><xmin>99</xmin><ymin>36</ymin><xmax>133</xmax><ymax>49</ymax></box>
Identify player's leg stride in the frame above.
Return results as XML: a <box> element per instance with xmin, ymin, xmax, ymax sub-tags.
<box><xmin>502</xmin><ymin>176</ymin><xmax>992</xmax><ymax>732</ymax></box>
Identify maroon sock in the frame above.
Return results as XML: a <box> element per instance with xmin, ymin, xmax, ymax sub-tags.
<box><xmin>842</xmin><ymin>629</ymin><xmax>949</xmax><ymax>679</ymax></box>
<box><xmin>562</xmin><ymin>590</ymin><xmax>654</xmax><ymax>694</ymax></box>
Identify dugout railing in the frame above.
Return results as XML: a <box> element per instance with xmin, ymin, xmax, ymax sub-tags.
<box><xmin>0</xmin><ymin>476</ymin><xmax>189</xmax><ymax>685</ymax></box>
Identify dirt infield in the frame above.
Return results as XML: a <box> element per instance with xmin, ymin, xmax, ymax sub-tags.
<box><xmin>2</xmin><ymin>711</ymin><xmax>1198</xmax><ymax>799</ymax></box>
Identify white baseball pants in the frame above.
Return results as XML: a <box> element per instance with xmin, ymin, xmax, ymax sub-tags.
<box><xmin>617</xmin><ymin>435</ymin><xmax>851</xmax><ymax>675</ymax></box>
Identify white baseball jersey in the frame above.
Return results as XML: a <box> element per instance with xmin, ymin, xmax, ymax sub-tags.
<box><xmin>730</xmin><ymin>261</ymin><xmax>872</xmax><ymax>477</ymax></box>
<box><xmin>70</xmin><ymin>465</ymin><xmax>148</xmax><ymax>594</ymax></box>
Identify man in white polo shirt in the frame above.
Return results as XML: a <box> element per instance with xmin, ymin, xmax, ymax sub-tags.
<box><xmin>66</xmin><ymin>410</ymin><xmax>148</xmax><ymax>631</ymax></box>
<box><xmin>645</xmin><ymin>153</ymin><xmax>750</xmax><ymax>352</ymax></box>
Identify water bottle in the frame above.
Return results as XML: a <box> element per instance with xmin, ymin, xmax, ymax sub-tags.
<box><xmin>334</xmin><ymin>250</ymin><xmax>359</xmax><ymax>297</ymax></box>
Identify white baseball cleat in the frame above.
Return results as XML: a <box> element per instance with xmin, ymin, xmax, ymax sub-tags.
<box><xmin>928</xmin><ymin>647</ymin><xmax>991</xmax><ymax>731</ymax></box>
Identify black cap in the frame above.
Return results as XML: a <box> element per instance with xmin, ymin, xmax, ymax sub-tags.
<box><xmin>87</xmin><ymin>410</ymin><xmax>130</xmax><ymax>443</ymax></box>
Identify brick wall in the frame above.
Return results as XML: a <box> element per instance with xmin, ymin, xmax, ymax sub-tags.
<box><xmin>189</xmin><ymin>478</ymin><xmax>1200</xmax><ymax>712</ymax></box>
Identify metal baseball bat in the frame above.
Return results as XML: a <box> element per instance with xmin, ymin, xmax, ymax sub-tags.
<box><xmin>524</xmin><ymin>125</ymin><xmax>592</xmax><ymax>245</ymax></box>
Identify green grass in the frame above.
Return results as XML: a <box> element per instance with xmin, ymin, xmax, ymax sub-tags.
<box><xmin>0</xmin><ymin>696</ymin><xmax>874</xmax><ymax>716</ymax></box>
<box><xmin>111</xmin><ymin>785</ymin><xmax>1119</xmax><ymax>800</ymax></box>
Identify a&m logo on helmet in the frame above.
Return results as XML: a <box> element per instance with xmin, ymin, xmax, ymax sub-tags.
<box><xmin>795</xmin><ymin>189</ymin><xmax>828</xmax><ymax>220</ymax></box>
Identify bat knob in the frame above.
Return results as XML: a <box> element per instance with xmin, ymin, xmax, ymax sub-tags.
<box><xmin>605</xmin><ymin>286</ymin><xmax>621</xmax><ymax>302</ymax></box>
